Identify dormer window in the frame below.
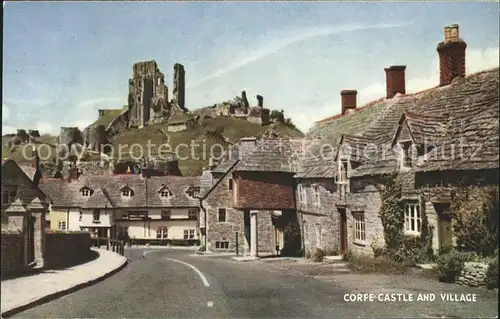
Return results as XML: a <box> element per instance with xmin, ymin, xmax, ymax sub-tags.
<box><xmin>297</xmin><ymin>184</ymin><xmax>307</xmax><ymax>204</ymax></box>
<box><xmin>338</xmin><ymin>160</ymin><xmax>348</xmax><ymax>183</ymax></box>
<box><xmin>399</xmin><ymin>141</ymin><xmax>414</xmax><ymax>168</ymax></box>
<box><xmin>186</xmin><ymin>187</ymin><xmax>200</xmax><ymax>198</ymax></box>
<box><xmin>159</xmin><ymin>186</ymin><xmax>173</xmax><ymax>198</ymax></box>
<box><xmin>80</xmin><ymin>187</ymin><xmax>92</xmax><ymax>197</ymax></box>
<box><xmin>121</xmin><ymin>187</ymin><xmax>134</xmax><ymax>197</ymax></box>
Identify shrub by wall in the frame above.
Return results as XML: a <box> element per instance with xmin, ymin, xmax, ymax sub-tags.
<box><xmin>1</xmin><ymin>231</ymin><xmax>25</xmax><ymax>277</ymax></box>
<box><xmin>44</xmin><ymin>231</ymin><xmax>91</xmax><ymax>269</ymax></box>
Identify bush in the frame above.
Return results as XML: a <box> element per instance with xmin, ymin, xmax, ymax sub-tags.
<box><xmin>485</xmin><ymin>254</ymin><xmax>498</xmax><ymax>290</ymax></box>
<box><xmin>436</xmin><ymin>250</ymin><xmax>477</xmax><ymax>283</ymax></box>
<box><xmin>270</xmin><ymin>110</ymin><xmax>285</xmax><ymax>123</ymax></box>
<box><xmin>348</xmin><ymin>253</ymin><xmax>408</xmax><ymax>274</ymax></box>
<box><xmin>312</xmin><ymin>248</ymin><xmax>326</xmax><ymax>262</ymax></box>
<box><xmin>198</xmin><ymin>245</ymin><xmax>206</xmax><ymax>252</ymax></box>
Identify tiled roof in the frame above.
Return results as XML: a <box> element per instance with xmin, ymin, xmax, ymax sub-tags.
<box><xmin>39</xmin><ymin>174</ymin><xmax>200</xmax><ymax>208</ymax></box>
<box><xmin>295</xmin><ymin>99</ymin><xmax>395</xmax><ymax>178</ymax></box>
<box><xmin>298</xmin><ymin>68</ymin><xmax>499</xmax><ymax>178</ymax></box>
<box><xmin>350</xmin><ymin>68</ymin><xmax>500</xmax><ymax>176</ymax></box>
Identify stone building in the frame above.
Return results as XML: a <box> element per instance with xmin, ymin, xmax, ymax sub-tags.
<box><xmin>1</xmin><ymin>159</ymin><xmax>50</xmax><ymax>269</ymax></box>
<box><xmin>297</xmin><ymin>24</ymin><xmax>499</xmax><ymax>257</ymax></box>
<box><xmin>39</xmin><ymin>170</ymin><xmax>200</xmax><ymax>245</ymax></box>
<box><xmin>199</xmin><ymin>136</ymin><xmax>308</xmax><ymax>256</ymax></box>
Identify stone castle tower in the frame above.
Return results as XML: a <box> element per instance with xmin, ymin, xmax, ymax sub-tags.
<box><xmin>127</xmin><ymin>60</ymin><xmax>186</xmax><ymax>128</ymax></box>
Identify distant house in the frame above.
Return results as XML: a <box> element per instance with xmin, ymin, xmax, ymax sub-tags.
<box><xmin>296</xmin><ymin>24</ymin><xmax>499</xmax><ymax>257</ymax></box>
<box><xmin>167</xmin><ymin>114</ymin><xmax>194</xmax><ymax>132</ymax></box>
<box><xmin>39</xmin><ymin>169</ymin><xmax>201</xmax><ymax>246</ymax></box>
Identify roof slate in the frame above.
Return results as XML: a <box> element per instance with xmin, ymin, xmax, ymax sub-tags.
<box><xmin>39</xmin><ymin>174</ymin><xmax>200</xmax><ymax>208</ymax></box>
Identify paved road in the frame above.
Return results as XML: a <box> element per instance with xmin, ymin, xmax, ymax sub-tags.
<box><xmin>11</xmin><ymin>249</ymin><xmax>499</xmax><ymax>318</ymax></box>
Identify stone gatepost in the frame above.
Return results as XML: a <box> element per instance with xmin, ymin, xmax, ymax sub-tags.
<box><xmin>250</xmin><ymin>211</ymin><xmax>259</xmax><ymax>257</ymax></box>
<box><xmin>28</xmin><ymin>197</ymin><xmax>47</xmax><ymax>268</ymax></box>
<box><xmin>4</xmin><ymin>198</ymin><xmax>29</xmax><ymax>267</ymax></box>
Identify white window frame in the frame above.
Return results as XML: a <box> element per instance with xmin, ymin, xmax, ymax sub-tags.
<box><xmin>81</xmin><ymin>188</ymin><xmax>91</xmax><ymax>197</ymax></box>
<box><xmin>121</xmin><ymin>188</ymin><xmax>132</xmax><ymax>197</ymax></box>
<box><xmin>313</xmin><ymin>185</ymin><xmax>321</xmax><ymax>206</ymax></box>
<box><xmin>215</xmin><ymin>241</ymin><xmax>229</xmax><ymax>249</ymax></box>
<box><xmin>160</xmin><ymin>189</ymin><xmax>171</xmax><ymax>198</ymax></box>
<box><xmin>58</xmin><ymin>221</ymin><xmax>66</xmax><ymax>230</ymax></box>
<box><xmin>157</xmin><ymin>227</ymin><xmax>168</xmax><ymax>239</ymax></box>
<box><xmin>353</xmin><ymin>211</ymin><xmax>366</xmax><ymax>243</ymax></box>
<box><xmin>2</xmin><ymin>189</ymin><xmax>18</xmax><ymax>205</ymax></box>
<box><xmin>404</xmin><ymin>202</ymin><xmax>421</xmax><ymax>235</ymax></box>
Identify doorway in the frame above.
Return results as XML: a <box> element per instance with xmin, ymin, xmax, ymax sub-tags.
<box><xmin>435</xmin><ymin>203</ymin><xmax>453</xmax><ymax>250</ymax></box>
<box><xmin>338</xmin><ymin>208</ymin><xmax>348</xmax><ymax>256</ymax></box>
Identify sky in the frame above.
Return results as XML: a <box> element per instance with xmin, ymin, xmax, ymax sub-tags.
<box><xmin>2</xmin><ymin>2</ymin><xmax>499</xmax><ymax>136</ymax></box>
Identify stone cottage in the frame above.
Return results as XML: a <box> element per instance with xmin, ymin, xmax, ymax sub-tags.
<box><xmin>199</xmin><ymin>136</ymin><xmax>308</xmax><ymax>256</ymax></box>
<box><xmin>297</xmin><ymin>24</ymin><xmax>499</xmax><ymax>257</ymax></box>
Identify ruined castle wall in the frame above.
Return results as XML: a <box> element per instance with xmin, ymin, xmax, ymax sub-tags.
<box><xmin>86</xmin><ymin>125</ymin><xmax>110</xmax><ymax>153</ymax></box>
<box><xmin>106</xmin><ymin>109</ymin><xmax>129</xmax><ymax>138</ymax></box>
<box><xmin>58</xmin><ymin>127</ymin><xmax>84</xmax><ymax>147</ymax></box>
<box><xmin>173</xmin><ymin>63</ymin><xmax>186</xmax><ymax>110</ymax></box>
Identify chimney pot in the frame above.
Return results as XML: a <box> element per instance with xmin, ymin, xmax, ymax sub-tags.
<box><xmin>384</xmin><ymin>65</ymin><xmax>406</xmax><ymax>99</ymax></box>
<box><xmin>437</xmin><ymin>24</ymin><xmax>467</xmax><ymax>86</ymax></box>
<box><xmin>340</xmin><ymin>90</ymin><xmax>357</xmax><ymax>115</ymax></box>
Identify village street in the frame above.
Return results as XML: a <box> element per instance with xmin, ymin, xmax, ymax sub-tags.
<box><xmin>12</xmin><ymin>249</ymin><xmax>498</xmax><ymax>318</ymax></box>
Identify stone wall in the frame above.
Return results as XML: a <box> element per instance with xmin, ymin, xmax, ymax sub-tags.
<box><xmin>44</xmin><ymin>231</ymin><xmax>92</xmax><ymax>269</ymax></box>
<box><xmin>456</xmin><ymin>262</ymin><xmax>489</xmax><ymax>287</ymax></box>
<box><xmin>0</xmin><ymin>231</ymin><xmax>25</xmax><ymax>277</ymax></box>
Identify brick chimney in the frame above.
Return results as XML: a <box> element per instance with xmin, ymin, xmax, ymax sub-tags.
<box><xmin>256</xmin><ymin>95</ymin><xmax>263</xmax><ymax>108</ymax></box>
<box><xmin>341</xmin><ymin>90</ymin><xmax>357</xmax><ymax>115</ymax></box>
<box><xmin>437</xmin><ymin>24</ymin><xmax>467</xmax><ymax>86</ymax></box>
<box><xmin>384</xmin><ymin>65</ymin><xmax>406</xmax><ymax>99</ymax></box>
<box><xmin>30</xmin><ymin>145</ymin><xmax>40</xmax><ymax>169</ymax></box>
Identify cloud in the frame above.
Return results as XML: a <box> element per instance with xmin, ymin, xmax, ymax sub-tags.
<box><xmin>76</xmin><ymin>97</ymin><xmax>122</xmax><ymax>109</ymax></box>
<box><xmin>2</xmin><ymin>104</ymin><xmax>10</xmax><ymax>121</ymax></box>
<box><xmin>35</xmin><ymin>122</ymin><xmax>55</xmax><ymax>135</ymax></box>
<box><xmin>2</xmin><ymin>125</ymin><xmax>17</xmax><ymax>135</ymax></box>
<box><xmin>190</xmin><ymin>22</ymin><xmax>413</xmax><ymax>87</ymax></box>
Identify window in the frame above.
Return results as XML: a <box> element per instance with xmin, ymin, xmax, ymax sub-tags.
<box><xmin>313</xmin><ymin>185</ymin><xmax>321</xmax><ymax>206</ymax></box>
<box><xmin>297</xmin><ymin>185</ymin><xmax>307</xmax><ymax>204</ymax></box>
<box><xmin>159</xmin><ymin>188</ymin><xmax>172</xmax><ymax>198</ymax></box>
<box><xmin>184</xmin><ymin>229</ymin><xmax>195</xmax><ymax>240</ymax></box>
<box><xmin>228</xmin><ymin>178</ymin><xmax>233</xmax><ymax>191</ymax></box>
<box><xmin>188</xmin><ymin>209</ymin><xmax>198</xmax><ymax>220</ymax></box>
<box><xmin>2</xmin><ymin>189</ymin><xmax>17</xmax><ymax>205</ymax></box>
<box><xmin>339</xmin><ymin>160</ymin><xmax>348</xmax><ymax>183</ymax></box>
<box><xmin>157</xmin><ymin>227</ymin><xmax>168</xmax><ymax>239</ymax></box>
<box><xmin>399</xmin><ymin>141</ymin><xmax>413</xmax><ymax>168</ymax></box>
<box><xmin>187</xmin><ymin>187</ymin><xmax>200</xmax><ymax>198</ymax></box>
<box><xmin>58</xmin><ymin>221</ymin><xmax>66</xmax><ymax>230</ymax></box>
<box><xmin>81</xmin><ymin>188</ymin><xmax>91</xmax><ymax>197</ymax></box>
<box><xmin>404</xmin><ymin>202</ymin><xmax>421</xmax><ymax>235</ymax></box>
<box><xmin>118</xmin><ymin>226</ymin><xmax>129</xmax><ymax>237</ymax></box>
<box><xmin>353</xmin><ymin>211</ymin><xmax>366</xmax><ymax>242</ymax></box>
<box><xmin>79</xmin><ymin>211</ymin><xmax>83</xmax><ymax>221</ymax></box>
<box><xmin>218</xmin><ymin>208</ymin><xmax>227</xmax><ymax>222</ymax></box>
<box><xmin>161</xmin><ymin>210</ymin><xmax>171</xmax><ymax>220</ymax></box>
<box><xmin>121</xmin><ymin>188</ymin><xmax>133</xmax><ymax>197</ymax></box>
<box><xmin>93</xmin><ymin>209</ymin><xmax>101</xmax><ymax>223</ymax></box>
<box><xmin>215</xmin><ymin>241</ymin><xmax>229</xmax><ymax>249</ymax></box>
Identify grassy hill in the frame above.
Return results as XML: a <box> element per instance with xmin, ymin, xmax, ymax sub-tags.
<box><xmin>2</xmin><ymin>117</ymin><xmax>304</xmax><ymax>176</ymax></box>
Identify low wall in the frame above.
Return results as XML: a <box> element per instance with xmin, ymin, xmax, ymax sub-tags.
<box><xmin>0</xmin><ymin>231</ymin><xmax>25</xmax><ymax>277</ymax></box>
<box><xmin>44</xmin><ymin>231</ymin><xmax>92</xmax><ymax>269</ymax></box>
<box><xmin>456</xmin><ymin>262</ymin><xmax>488</xmax><ymax>287</ymax></box>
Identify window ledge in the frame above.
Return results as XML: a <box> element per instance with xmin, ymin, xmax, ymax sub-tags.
<box><xmin>404</xmin><ymin>232</ymin><xmax>421</xmax><ymax>237</ymax></box>
<box><xmin>353</xmin><ymin>240</ymin><xmax>366</xmax><ymax>247</ymax></box>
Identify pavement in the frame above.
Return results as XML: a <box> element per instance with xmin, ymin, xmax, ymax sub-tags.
<box><xmin>6</xmin><ymin>249</ymin><xmax>499</xmax><ymax>318</ymax></box>
<box><xmin>1</xmin><ymin>248</ymin><xmax>127</xmax><ymax>318</ymax></box>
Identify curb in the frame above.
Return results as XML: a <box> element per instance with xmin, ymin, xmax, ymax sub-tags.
<box><xmin>1</xmin><ymin>258</ymin><xmax>128</xmax><ymax>318</ymax></box>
